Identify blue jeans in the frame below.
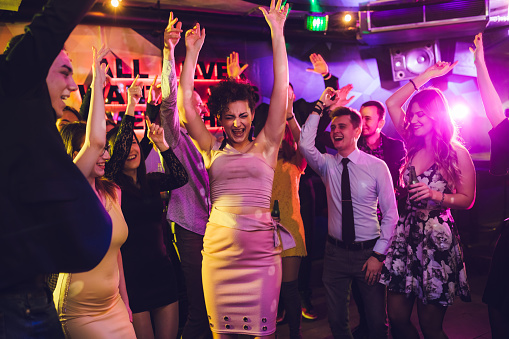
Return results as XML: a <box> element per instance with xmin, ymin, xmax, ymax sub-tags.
<box><xmin>323</xmin><ymin>242</ymin><xmax>388</xmax><ymax>339</ymax></box>
<box><xmin>0</xmin><ymin>282</ymin><xmax>64</xmax><ymax>339</ymax></box>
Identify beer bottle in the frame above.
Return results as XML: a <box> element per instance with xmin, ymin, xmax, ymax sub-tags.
<box><xmin>271</xmin><ymin>199</ymin><xmax>280</xmax><ymax>222</ymax></box>
<box><xmin>408</xmin><ymin>166</ymin><xmax>419</xmax><ymax>185</ymax></box>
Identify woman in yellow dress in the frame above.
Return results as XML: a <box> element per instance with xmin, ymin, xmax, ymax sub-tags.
<box><xmin>55</xmin><ymin>46</ymin><xmax>136</xmax><ymax>339</ymax></box>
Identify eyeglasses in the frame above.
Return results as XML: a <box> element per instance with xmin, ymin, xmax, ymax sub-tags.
<box><xmin>102</xmin><ymin>144</ymin><xmax>112</xmax><ymax>156</ymax></box>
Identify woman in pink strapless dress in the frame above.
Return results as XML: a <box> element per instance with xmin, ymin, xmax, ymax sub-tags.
<box><xmin>178</xmin><ymin>1</ymin><xmax>291</xmax><ymax>338</ymax></box>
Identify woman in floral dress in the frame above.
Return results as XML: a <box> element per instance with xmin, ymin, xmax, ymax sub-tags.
<box><xmin>380</xmin><ymin>61</ymin><xmax>476</xmax><ymax>339</ymax></box>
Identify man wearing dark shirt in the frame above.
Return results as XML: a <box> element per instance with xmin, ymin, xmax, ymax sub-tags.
<box><xmin>358</xmin><ymin>100</ymin><xmax>406</xmax><ymax>187</ymax></box>
<box><xmin>0</xmin><ymin>1</ymin><xmax>112</xmax><ymax>337</ymax></box>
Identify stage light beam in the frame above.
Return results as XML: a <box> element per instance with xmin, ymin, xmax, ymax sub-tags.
<box><xmin>344</xmin><ymin>14</ymin><xmax>352</xmax><ymax>23</ymax></box>
<box><xmin>451</xmin><ymin>103</ymin><xmax>470</xmax><ymax>121</ymax></box>
<box><xmin>111</xmin><ymin>0</ymin><xmax>121</xmax><ymax>8</ymax></box>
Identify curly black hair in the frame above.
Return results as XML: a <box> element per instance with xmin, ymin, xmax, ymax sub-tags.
<box><xmin>207</xmin><ymin>78</ymin><xmax>258</xmax><ymax>120</ymax></box>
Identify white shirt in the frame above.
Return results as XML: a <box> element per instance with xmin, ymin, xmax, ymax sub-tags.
<box><xmin>299</xmin><ymin>114</ymin><xmax>398</xmax><ymax>254</ymax></box>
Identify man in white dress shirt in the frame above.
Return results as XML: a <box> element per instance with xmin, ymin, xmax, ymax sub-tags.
<box><xmin>299</xmin><ymin>89</ymin><xmax>398</xmax><ymax>339</ymax></box>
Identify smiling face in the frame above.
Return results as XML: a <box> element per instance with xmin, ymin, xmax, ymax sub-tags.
<box><xmin>46</xmin><ymin>50</ymin><xmax>78</xmax><ymax>118</ymax></box>
<box><xmin>360</xmin><ymin>105</ymin><xmax>384</xmax><ymax>138</ymax></box>
<box><xmin>123</xmin><ymin>135</ymin><xmax>141</xmax><ymax>172</ymax></box>
<box><xmin>94</xmin><ymin>147</ymin><xmax>110</xmax><ymax>178</ymax></box>
<box><xmin>408</xmin><ymin>102</ymin><xmax>434</xmax><ymax>137</ymax></box>
<box><xmin>73</xmin><ymin>138</ymin><xmax>110</xmax><ymax>179</ymax></box>
<box><xmin>330</xmin><ymin>114</ymin><xmax>361</xmax><ymax>157</ymax></box>
<box><xmin>220</xmin><ymin>100</ymin><xmax>253</xmax><ymax>148</ymax></box>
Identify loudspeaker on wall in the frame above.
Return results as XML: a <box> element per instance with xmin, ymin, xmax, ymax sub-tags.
<box><xmin>390</xmin><ymin>41</ymin><xmax>440</xmax><ymax>81</ymax></box>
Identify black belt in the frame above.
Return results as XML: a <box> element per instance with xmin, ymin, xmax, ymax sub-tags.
<box><xmin>327</xmin><ymin>235</ymin><xmax>378</xmax><ymax>251</ymax></box>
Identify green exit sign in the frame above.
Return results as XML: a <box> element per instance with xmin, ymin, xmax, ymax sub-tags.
<box><xmin>306</xmin><ymin>15</ymin><xmax>329</xmax><ymax>32</ymax></box>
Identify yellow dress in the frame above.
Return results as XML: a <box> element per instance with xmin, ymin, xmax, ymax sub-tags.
<box><xmin>54</xmin><ymin>198</ymin><xmax>136</xmax><ymax>339</ymax></box>
<box><xmin>271</xmin><ymin>157</ymin><xmax>307</xmax><ymax>257</ymax></box>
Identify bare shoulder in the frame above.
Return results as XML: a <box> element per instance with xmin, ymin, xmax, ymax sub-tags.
<box><xmin>453</xmin><ymin>143</ymin><xmax>472</xmax><ymax>161</ymax></box>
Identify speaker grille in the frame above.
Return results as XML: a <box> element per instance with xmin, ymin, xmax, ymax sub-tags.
<box><xmin>426</xmin><ymin>0</ymin><xmax>487</xmax><ymax>22</ymax></box>
<box><xmin>371</xmin><ymin>7</ymin><xmax>423</xmax><ymax>28</ymax></box>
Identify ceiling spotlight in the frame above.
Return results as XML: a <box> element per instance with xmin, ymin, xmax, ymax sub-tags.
<box><xmin>111</xmin><ymin>0</ymin><xmax>121</xmax><ymax>8</ymax></box>
<box><xmin>344</xmin><ymin>13</ymin><xmax>352</xmax><ymax>23</ymax></box>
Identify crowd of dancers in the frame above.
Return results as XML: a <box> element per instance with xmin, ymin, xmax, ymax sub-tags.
<box><xmin>1</xmin><ymin>0</ymin><xmax>508</xmax><ymax>339</ymax></box>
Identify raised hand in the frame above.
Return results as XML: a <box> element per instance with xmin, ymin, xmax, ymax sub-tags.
<box><xmin>92</xmin><ymin>45</ymin><xmax>109</xmax><ymax>88</ymax></box>
<box><xmin>147</xmin><ymin>75</ymin><xmax>162</xmax><ymax>105</ymax></box>
<box><xmin>306</xmin><ymin>53</ymin><xmax>329</xmax><ymax>76</ymax></box>
<box><xmin>319</xmin><ymin>87</ymin><xmax>339</xmax><ymax>108</ymax></box>
<box><xmin>227</xmin><ymin>51</ymin><xmax>248</xmax><ymax>79</ymax></box>
<box><xmin>423</xmin><ymin>60</ymin><xmax>458</xmax><ymax>79</ymax></box>
<box><xmin>185</xmin><ymin>23</ymin><xmax>205</xmax><ymax>55</ymax></box>
<box><xmin>331</xmin><ymin>84</ymin><xmax>355</xmax><ymax>109</ymax></box>
<box><xmin>127</xmin><ymin>75</ymin><xmax>142</xmax><ymax>107</ymax></box>
<box><xmin>146</xmin><ymin>116</ymin><xmax>169</xmax><ymax>152</ymax></box>
<box><xmin>469</xmin><ymin>32</ymin><xmax>485</xmax><ymax>66</ymax></box>
<box><xmin>164</xmin><ymin>12</ymin><xmax>183</xmax><ymax>52</ymax></box>
<box><xmin>259</xmin><ymin>0</ymin><xmax>289</xmax><ymax>35</ymax></box>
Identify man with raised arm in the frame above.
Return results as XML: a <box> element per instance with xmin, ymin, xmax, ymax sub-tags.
<box><xmin>0</xmin><ymin>1</ymin><xmax>112</xmax><ymax>337</ymax></box>
<box><xmin>159</xmin><ymin>13</ymin><xmax>212</xmax><ymax>339</ymax></box>
<box><xmin>299</xmin><ymin>86</ymin><xmax>398</xmax><ymax>339</ymax></box>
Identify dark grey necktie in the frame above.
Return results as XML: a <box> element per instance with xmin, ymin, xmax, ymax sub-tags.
<box><xmin>341</xmin><ymin>158</ymin><xmax>355</xmax><ymax>244</ymax></box>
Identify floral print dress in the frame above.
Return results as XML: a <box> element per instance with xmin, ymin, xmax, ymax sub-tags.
<box><xmin>380</xmin><ymin>164</ymin><xmax>471</xmax><ymax>306</ymax></box>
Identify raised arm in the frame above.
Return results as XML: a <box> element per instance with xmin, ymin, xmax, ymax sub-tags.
<box><xmin>385</xmin><ymin>61</ymin><xmax>458</xmax><ymax>138</ymax></box>
<box><xmin>146</xmin><ymin>118</ymin><xmax>188</xmax><ymax>189</ymax></box>
<box><xmin>227</xmin><ymin>51</ymin><xmax>249</xmax><ymax>80</ymax></box>
<box><xmin>2</xmin><ymin>0</ymin><xmax>96</xmax><ymax>94</ymax></box>
<box><xmin>104</xmin><ymin>77</ymin><xmax>141</xmax><ymax>181</ymax></box>
<box><xmin>178</xmin><ymin>23</ymin><xmax>216</xmax><ymax>153</ymax></box>
<box><xmin>74</xmin><ymin>46</ymin><xmax>108</xmax><ymax>178</ymax></box>
<box><xmin>299</xmin><ymin>87</ymin><xmax>341</xmax><ymax>175</ymax></box>
<box><xmin>472</xmin><ymin>33</ymin><xmax>506</xmax><ymax>128</ymax></box>
<box><xmin>161</xmin><ymin>12</ymin><xmax>183</xmax><ymax>149</ymax></box>
<box><xmin>256</xmin><ymin>0</ymin><xmax>289</xmax><ymax>149</ymax></box>
<box><xmin>286</xmin><ymin>87</ymin><xmax>306</xmax><ymax>170</ymax></box>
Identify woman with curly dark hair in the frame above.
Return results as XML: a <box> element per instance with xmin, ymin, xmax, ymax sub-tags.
<box><xmin>177</xmin><ymin>1</ymin><xmax>291</xmax><ymax>338</ymax></box>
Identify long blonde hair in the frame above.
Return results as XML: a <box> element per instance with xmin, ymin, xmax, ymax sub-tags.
<box><xmin>400</xmin><ymin>88</ymin><xmax>463</xmax><ymax>190</ymax></box>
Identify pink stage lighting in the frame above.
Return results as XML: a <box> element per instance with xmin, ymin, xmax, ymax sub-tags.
<box><xmin>451</xmin><ymin>103</ymin><xmax>470</xmax><ymax>121</ymax></box>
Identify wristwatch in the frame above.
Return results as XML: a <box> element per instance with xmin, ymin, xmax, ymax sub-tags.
<box><xmin>371</xmin><ymin>251</ymin><xmax>386</xmax><ymax>262</ymax></box>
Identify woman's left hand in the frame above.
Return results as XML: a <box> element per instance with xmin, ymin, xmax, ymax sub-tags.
<box><xmin>423</xmin><ymin>61</ymin><xmax>459</xmax><ymax>80</ymax></box>
<box><xmin>409</xmin><ymin>182</ymin><xmax>438</xmax><ymax>202</ymax></box>
<box><xmin>146</xmin><ymin>117</ymin><xmax>169</xmax><ymax>152</ymax></box>
<box><xmin>259</xmin><ymin>0</ymin><xmax>289</xmax><ymax>35</ymax></box>
<box><xmin>92</xmin><ymin>45</ymin><xmax>109</xmax><ymax>87</ymax></box>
